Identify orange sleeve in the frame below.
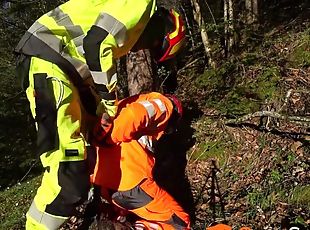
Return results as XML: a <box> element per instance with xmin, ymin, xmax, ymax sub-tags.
<box><xmin>110</xmin><ymin>102</ymin><xmax>150</xmax><ymax>143</ymax></box>
<box><xmin>109</xmin><ymin>93</ymin><xmax>174</xmax><ymax>143</ymax></box>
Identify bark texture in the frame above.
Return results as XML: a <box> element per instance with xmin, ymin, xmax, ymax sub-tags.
<box><xmin>126</xmin><ymin>49</ymin><xmax>158</xmax><ymax>96</ymax></box>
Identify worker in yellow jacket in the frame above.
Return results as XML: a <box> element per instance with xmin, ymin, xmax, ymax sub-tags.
<box><xmin>14</xmin><ymin>0</ymin><xmax>186</xmax><ymax>229</ymax></box>
<box><xmin>91</xmin><ymin>92</ymin><xmax>190</xmax><ymax>229</ymax></box>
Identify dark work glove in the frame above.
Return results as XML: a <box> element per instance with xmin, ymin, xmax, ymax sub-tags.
<box><xmin>91</xmin><ymin>113</ymin><xmax>114</xmax><ymax>147</ymax></box>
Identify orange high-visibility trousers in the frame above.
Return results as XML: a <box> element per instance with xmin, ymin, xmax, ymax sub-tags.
<box><xmin>91</xmin><ymin>141</ymin><xmax>190</xmax><ymax>229</ymax></box>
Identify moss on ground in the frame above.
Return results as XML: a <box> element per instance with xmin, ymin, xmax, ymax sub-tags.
<box><xmin>194</xmin><ymin>61</ymin><xmax>282</xmax><ymax>115</ymax></box>
<box><xmin>290</xmin><ymin>185</ymin><xmax>310</xmax><ymax>208</ymax></box>
<box><xmin>288</xmin><ymin>28</ymin><xmax>310</xmax><ymax>67</ymax></box>
<box><xmin>0</xmin><ymin>176</ymin><xmax>41</xmax><ymax>229</ymax></box>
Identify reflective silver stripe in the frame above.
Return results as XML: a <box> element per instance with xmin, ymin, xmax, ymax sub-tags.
<box><xmin>75</xmin><ymin>37</ymin><xmax>85</xmax><ymax>55</ymax></box>
<box><xmin>28</xmin><ymin>22</ymin><xmax>62</xmax><ymax>53</ymax></box>
<box><xmin>47</xmin><ymin>76</ymin><xmax>64</xmax><ymax>110</ymax></box>
<box><xmin>27</xmin><ymin>22</ymin><xmax>92</xmax><ymax>80</ymax></box>
<box><xmin>47</xmin><ymin>7</ymin><xmax>85</xmax><ymax>56</ymax></box>
<box><xmin>149</xmin><ymin>223</ymin><xmax>160</xmax><ymax>230</ymax></box>
<box><xmin>152</xmin><ymin>99</ymin><xmax>167</xmax><ymax>113</ymax></box>
<box><xmin>138</xmin><ymin>135</ymin><xmax>154</xmax><ymax>152</ymax></box>
<box><xmin>72</xmin><ymin>34</ymin><xmax>85</xmax><ymax>56</ymax></box>
<box><xmin>47</xmin><ymin>7</ymin><xmax>69</xmax><ymax>22</ymax></box>
<box><xmin>18</xmin><ymin>22</ymin><xmax>92</xmax><ymax>83</ymax></box>
<box><xmin>91</xmin><ymin>69</ymin><xmax>117</xmax><ymax>86</ymax></box>
<box><xmin>138</xmin><ymin>101</ymin><xmax>156</xmax><ymax>119</ymax></box>
<box><xmin>64</xmin><ymin>54</ymin><xmax>92</xmax><ymax>80</ymax></box>
<box><xmin>48</xmin><ymin>7</ymin><xmax>84</xmax><ymax>37</ymax></box>
<box><xmin>109</xmin><ymin>72</ymin><xmax>117</xmax><ymax>85</ymax></box>
<box><xmin>27</xmin><ymin>201</ymin><xmax>67</xmax><ymax>229</ymax></box>
<box><xmin>91</xmin><ymin>71</ymin><xmax>108</xmax><ymax>85</ymax></box>
<box><xmin>95</xmin><ymin>13</ymin><xmax>127</xmax><ymax>46</ymax></box>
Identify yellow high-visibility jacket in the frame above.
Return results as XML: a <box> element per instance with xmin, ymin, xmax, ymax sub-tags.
<box><xmin>15</xmin><ymin>0</ymin><xmax>156</xmax><ymax>113</ymax></box>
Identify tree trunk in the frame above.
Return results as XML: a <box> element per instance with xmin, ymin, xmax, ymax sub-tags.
<box><xmin>245</xmin><ymin>0</ymin><xmax>259</xmax><ymax>24</ymax></box>
<box><xmin>228</xmin><ymin>0</ymin><xmax>234</xmax><ymax>47</ymax></box>
<box><xmin>224</xmin><ymin>0</ymin><xmax>228</xmax><ymax>57</ymax></box>
<box><xmin>126</xmin><ymin>49</ymin><xmax>158</xmax><ymax>96</ymax></box>
<box><xmin>224</xmin><ymin>0</ymin><xmax>234</xmax><ymax>57</ymax></box>
<box><xmin>190</xmin><ymin>0</ymin><xmax>216</xmax><ymax>68</ymax></box>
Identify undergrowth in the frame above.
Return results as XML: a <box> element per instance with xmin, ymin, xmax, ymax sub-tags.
<box><xmin>184</xmin><ymin>18</ymin><xmax>310</xmax><ymax>229</ymax></box>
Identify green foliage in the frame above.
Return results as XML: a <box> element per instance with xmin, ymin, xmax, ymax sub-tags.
<box><xmin>0</xmin><ymin>1</ymin><xmax>45</xmax><ymax>189</ymax></box>
<box><xmin>247</xmin><ymin>189</ymin><xmax>275</xmax><ymax>211</ymax></box>
<box><xmin>243</xmin><ymin>143</ymin><xmax>309</xmax><ymax>223</ymax></box>
<box><xmin>194</xmin><ymin>60</ymin><xmax>236</xmax><ymax>90</ymax></box>
<box><xmin>293</xmin><ymin>216</ymin><xmax>307</xmax><ymax>227</ymax></box>
<box><xmin>0</xmin><ymin>65</ymin><xmax>38</xmax><ymax>188</ymax></box>
<box><xmin>192</xmin><ymin>141</ymin><xmax>226</xmax><ymax>164</ymax></box>
<box><xmin>195</xmin><ymin>63</ymin><xmax>281</xmax><ymax>115</ymax></box>
<box><xmin>269</xmin><ymin>170</ymin><xmax>283</xmax><ymax>183</ymax></box>
<box><xmin>195</xmin><ymin>61</ymin><xmax>256</xmax><ymax>115</ymax></box>
<box><xmin>288</xmin><ymin>29</ymin><xmax>310</xmax><ymax>67</ymax></box>
<box><xmin>0</xmin><ymin>0</ymin><xmax>309</xmax><ymax>229</ymax></box>
<box><xmin>290</xmin><ymin>185</ymin><xmax>310</xmax><ymax>208</ymax></box>
<box><xmin>190</xmin><ymin>117</ymin><xmax>238</xmax><ymax>166</ymax></box>
<box><xmin>257</xmin><ymin>135</ymin><xmax>268</xmax><ymax>151</ymax></box>
<box><xmin>241</xmin><ymin>53</ymin><xmax>262</xmax><ymax>65</ymax></box>
<box><xmin>287</xmin><ymin>151</ymin><xmax>296</xmax><ymax>164</ymax></box>
<box><xmin>255</xmin><ymin>67</ymin><xmax>281</xmax><ymax>100</ymax></box>
<box><xmin>246</xmin><ymin>185</ymin><xmax>289</xmax><ymax>221</ymax></box>
<box><xmin>218</xmin><ymin>88</ymin><xmax>260</xmax><ymax>115</ymax></box>
<box><xmin>290</xmin><ymin>45</ymin><xmax>310</xmax><ymax>67</ymax></box>
<box><xmin>205</xmin><ymin>23</ymin><xmax>223</xmax><ymax>34</ymax></box>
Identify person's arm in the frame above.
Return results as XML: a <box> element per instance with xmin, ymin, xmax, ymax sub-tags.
<box><xmin>110</xmin><ymin>97</ymin><xmax>172</xmax><ymax>143</ymax></box>
<box><xmin>84</xmin><ymin>0</ymin><xmax>156</xmax><ymax>116</ymax></box>
<box><xmin>83</xmin><ymin>25</ymin><xmax>118</xmax><ymax>117</ymax></box>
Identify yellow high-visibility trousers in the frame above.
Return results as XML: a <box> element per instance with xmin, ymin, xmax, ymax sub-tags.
<box><xmin>25</xmin><ymin>57</ymin><xmax>91</xmax><ymax>230</ymax></box>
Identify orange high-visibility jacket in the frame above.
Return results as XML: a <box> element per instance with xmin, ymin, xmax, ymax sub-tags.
<box><xmin>91</xmin><ymin>92</ymin><xmax>174</xmax><ymax>191</ymax></box>
<box><xmin>91</xmin><ymin>92</ymin><xmax>190</xmax><ymax>228</ymax></box>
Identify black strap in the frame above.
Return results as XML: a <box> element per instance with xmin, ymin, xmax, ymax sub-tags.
<box><xmin>112</xmin><ymin>181</ymin><xmax>153</xmax><ymax>210</ymax></box>
<box><xmin>34</xmin><ymin>73</ymin><xmax>58</xmax><ymax>156</ymax></box>
<box><xmin>83</xmin><ymin>25</ymin><xmax>109</xmax><ymax>72</ymax></box>
<box><xmin>165</xmin><ymin>213</ymin><xmax>187</xmax><ymax>228</ymax></box>
<box><xmin>15</xmin><ymin>53</ymin><xmax>31</xmax><ymax>90</ymax></box>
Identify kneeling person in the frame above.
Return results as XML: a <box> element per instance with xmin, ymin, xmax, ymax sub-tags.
<box><xmin>91</xmin><ymin>92</ymin><xmax>190</xmax><ymax>229</ymax></box>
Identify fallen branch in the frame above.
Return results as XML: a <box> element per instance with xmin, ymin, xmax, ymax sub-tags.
<box><xmin>180</xmin><ymin>4</ymin><xmax>195</xmax><ymax>50</ymax></box>
<box><xmin>177</xmin><ymin>58</ymin><xmax>201</xmax><ymax>73</ymax></box>
<box><xmin>1</xmin><ymin>91</ymin><xmax>24</xmax><ymax>103</ymax></box>
<box><xmin>225</xmin><ymin>111</ymin><xmax>310</xmax><ymax>126</ymax></box>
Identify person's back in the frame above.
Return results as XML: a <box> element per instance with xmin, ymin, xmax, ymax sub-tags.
<box><xmin>92</xmin><ymin>93</ymin><xmax>172</xmax><ymax>189</ymax></box>
<box><xmin>26</xmin><ymin>0</ymin><xmax>156</xmax><ymax>59</ymax></box>
<box><xmin>16</xmin><ymin>0</ymin><xmax>157</xmax><ymax>116</ymax></box>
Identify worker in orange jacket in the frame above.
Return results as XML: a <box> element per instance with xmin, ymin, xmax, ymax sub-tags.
<box><xmin>91</xmin><ymin>92</ymin><xmax>190</xmax><ymax>229</ymax></box>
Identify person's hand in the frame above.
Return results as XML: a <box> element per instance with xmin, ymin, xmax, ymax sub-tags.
<box><xmin>96</xmin><ymin>98</ymin><xmax>117</xmax><ymax>117</ymax></box>
<box><xmin>91</xmin><ymin>112</ymin><xmax>114</xmax><ymax>147</ymax></box>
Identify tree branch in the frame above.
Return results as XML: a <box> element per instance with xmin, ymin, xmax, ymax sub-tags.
<box><xmin>225</xmin><ymin>111</ymin><xmax>310</xmax><ymax>126</ymax></box>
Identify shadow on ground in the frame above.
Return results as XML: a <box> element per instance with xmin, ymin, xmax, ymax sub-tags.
<box><xmin>153</xmin><ymin>106</ymin><xmax>203</xmax><ymax>222</ymax></box>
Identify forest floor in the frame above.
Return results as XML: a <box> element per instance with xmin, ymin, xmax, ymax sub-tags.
<box><xmin>182</xmin><ymin>17</ymin><xmax>310</xmax><ymax>229</ymax></box>
<box><xmin>187</xmin><ymin>122</ymin><xmax>310</xmax><ymax>229</ymax></box>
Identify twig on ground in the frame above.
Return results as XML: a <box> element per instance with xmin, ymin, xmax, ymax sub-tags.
<box><xmin>177</xmin><ymin>58</ymin><xmax>201</xmax><ymax>74</ymax></box>
<box><xmin>1</xmin><ymin>91</ymin><xmax>24</xmax><ymax>102</ymax></box>
<box><xmin>279</xmin><ymin>89</ymin><xmax>293</xmax><ymax>112</ymax></box>
<box><xmin>225</xmin><ymin>111</ymin><xmax>310</xmax><ymax>127</ymax></box>
<box><xmin>187</xmin><ymin>144</ymin><xmax>198</xmax><ymax>162</ymax></box>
